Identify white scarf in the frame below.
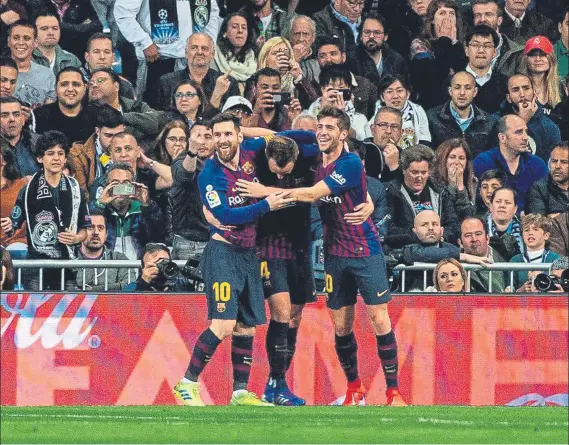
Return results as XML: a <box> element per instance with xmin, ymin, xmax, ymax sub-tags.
<box><xmin>214</xmin><ymin>46</ymin><xmax>257</xmax><ymax>84</ymax></box>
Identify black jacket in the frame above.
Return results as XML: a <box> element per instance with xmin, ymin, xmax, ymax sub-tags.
<box><xmin>427</xmin><ymin>102</ymin><xmax>498</xmax><ymax>157</ymax></box>
<box><xmin>550</xmin><ymin>99</ymin><xmax>568</xmax><ymax>141</ymax></box>
<box><xmin>525</xmin><ymin>175</ymin><xmax>569</xmax><ymax>216</ymax></box>
<box><xmin>314</xmin><ymin>4</ymin><xmax>359</xmax><ymax>56</ymax></box>
<box><xmin>471</xmin><ymin>71</ymin><xmax>509</xmax><ymax>115</ymax></box>
<box><xmin>385</xmin><ymin>178</ymin><xmax>460</xmax><ymax>248</ymax></box>
<box><xmin>361</xmin><ymin>138</ymin><xmax>400</xmax><ymax>183</ymax></box>
<box><xmin>347</xmin><ymin>43</ymin><xmax>409</xmax><ymax>86</ymax></box>
<box><xmin>500</xmin><ymin>9</ymin><xmax>557</xmax><ymax>46</ymax></box>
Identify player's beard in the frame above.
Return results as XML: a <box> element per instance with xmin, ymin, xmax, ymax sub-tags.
<box><xmin>320</xmin><ymin>135</ymin><xmax>341</xmax><ymax>154</ymax></box>
<box><xmin>216</xmin><ymin>141</ymin><xmax>238</xmax><ymax>163</ymax></box>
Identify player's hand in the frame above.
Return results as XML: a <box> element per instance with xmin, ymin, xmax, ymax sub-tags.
<box><xmin>265</xmin><ymin>191</ymin><xmax>296</xmax><ymax>210</ymax></box>
<box><xmin>57</xmin><ymin>229</ymin><xmax>80</xmax><ymax>245</ymax></box>
<box><xmin>383</xmin><ymin>141</ymin><xmax>399</xmax><ymax>171</ymax></box>
<box><xmin>235</xmin><ymin>179</ymin><xmax>271</xmax><ymax>198</ymax></box>
<box><xmin>202</xmin><ymin>206</ymin><xmax>236</xmax><ymax>231</ymax></box>
<box><xmin>344</xmin><ymin>200</ymin><xmax>374</xmax><ymax>225</ymax></box>
<box><xmin>1</xmin><ymin>217</ymin><xmax>13</xmax><ymax>235</ymax></box>
<box><xmin>143</xmin><ymin>44</ymin><xmax>160</xmax><ymax>63</ymax></box>
<box><xmin>459</xmin><ymin>253</ymin><xmax>492</xmax><ymax>266</ymax></box>
<box><xmin>141</xmin><ymin>261</ymin><xmax>159</xmax><ymax>284</ymax></box>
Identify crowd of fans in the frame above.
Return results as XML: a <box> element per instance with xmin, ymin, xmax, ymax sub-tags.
<box><xmin>0</xmin><ymin>0</ymin><xmax>567</xmax><ymax>293</ymax></box>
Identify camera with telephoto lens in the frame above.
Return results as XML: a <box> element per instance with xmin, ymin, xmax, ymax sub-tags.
<box><xmin>152</xmin><ymin>258</ymin><xmax>180</xmax><ymax>289</ymax></box>
<box><xmin>533</xmin><ymin>269</ymin><xmax>569</xmax><ymax>292</ymax></box>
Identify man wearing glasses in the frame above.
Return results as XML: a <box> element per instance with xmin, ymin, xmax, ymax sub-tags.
<box><xmin>314</xmin><ymin>0</ymin><xmax>366</xmax><ymax>56</ymax></box>
<box><xmin>347</xmin><ymin>13</ymin><xmax>408</xmax><ymax>86</ymax></box>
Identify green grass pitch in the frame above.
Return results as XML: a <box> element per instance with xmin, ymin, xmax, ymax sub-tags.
<box><xmin>1</xmin><ymin>406</ymin><xmax>567</xmax><ymax>444</ymax></box>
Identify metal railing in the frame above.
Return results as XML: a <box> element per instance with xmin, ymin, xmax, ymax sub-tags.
<box><xmin>9</xmin><ymin>260</ymin><xmax>556</xmax><ymax>292</ymax></box>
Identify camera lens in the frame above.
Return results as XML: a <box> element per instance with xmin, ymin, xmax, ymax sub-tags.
<box><xmin>534</xmin><ymin>273</ymin><xmax>553</xmax><ymax>292</ymax></box>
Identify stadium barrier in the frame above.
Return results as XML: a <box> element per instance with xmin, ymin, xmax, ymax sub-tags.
<box><xmin>1</xmin><ymin>292</ymin><xmax>567</xmax><ymax>407</ymax></box>
<box><xmin>10</xmin><ymin>260</ymin><xmax>555</xmax><ymax>292</ymax></box>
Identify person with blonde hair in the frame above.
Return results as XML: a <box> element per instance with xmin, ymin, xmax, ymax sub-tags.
<box><xmin>432</xmin><ymin>258</ymin><xmax>468</xmax><ymax>292</ymax></box>
<box><xmin>257</xmin><ymin>36</ymin><xmax>302</xmax><ymax>96</ymax></box>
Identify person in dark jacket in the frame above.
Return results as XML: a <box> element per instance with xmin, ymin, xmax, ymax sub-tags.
<box><xmin>239</xmin><ymin>0</ymin><xmax>296</xmax><ymax>48</ymax></box>
<box><xmin>313</xmin><ymin>0</ymin><xmax>363</xmax><ymax>57</ymax></box>
<box><xmin>427</xmin><ymin>71</ymin><xmax>498</xmax><ymax>157</ymax></box>
<box><xmin>500</xmin><ymin>0</ymin><xmax>557</xmax><ymax>45</ymax></box>
<box><xmin>346</xmin><ymin>13</ymin><xmax>409</xmax><ymax>86</ymax></box>
<box><xmin>385</xmin><ymin>145</ymin><xmax>460</xmax><ymax>248</ymax></box>
<box><xmin>494</xmin><ymin>73</ymin><xmax>561</xmax><ymax>162</ymax></box>
<box><xmin>550</xmin><ymin>76</ymin><xmax>568</xmax><ymax>140</ymax></box>
<box><xmin>526</xmin><ymin>143</ymin><xmax>569</xmax><ymax>217</ymax></box>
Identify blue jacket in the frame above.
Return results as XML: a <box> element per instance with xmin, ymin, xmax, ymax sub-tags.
<box><xmin>494</xmin><ymin>102</ymin><xmax>561</xmax><ymax>162</ymax></box>
<box><xmin>473</xmin><ymin>148</ymin><xmax>548</xmax><ymax>212</ymax></box>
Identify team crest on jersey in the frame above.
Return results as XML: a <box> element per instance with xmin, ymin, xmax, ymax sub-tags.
<box><xmin>242</xmin><ymin>161</ymin><xmax>255</xmax><ymax>175</ymax></box>
<box><xmin>217</xmin><ymin>303</ymin><xmax>226</xmax><ymax>313</ymax></box>
<box><xmin>205</xmin><ymin>184</ymin><xmax>221</xmax><ymax>208</ymax></box>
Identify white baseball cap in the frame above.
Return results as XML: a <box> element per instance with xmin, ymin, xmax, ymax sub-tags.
<box><xmin>221</xmin><ymin>96</ymin><xmax>253</xmax><ymax>113</ymax></box>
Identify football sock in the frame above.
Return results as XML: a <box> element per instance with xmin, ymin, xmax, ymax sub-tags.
<box><xmin>232</xmin><ymin>335</ymin><xmax>254</xmax><ymax>391</ymax></box>
<box><xmin>376</xmin><ymin>330</ymin><xmax>399</xmax><ymax>389</ymax></box>
<box><xmin>285</xmin><ymin>327</ymin><xmax>299</xmax><ymax>370</ymax></box>
<box><xmin>335</xmin><ymin>332</ymin><xmax>359</xmax><ymax>383</ymax></box>
<box><xmin>266</xmin><ymin>320</ymin><xmax>289</xmax><ymax>381</ymax></box>
<box><xmin>185</xmin><ymin>328</ymin><xmax>221</xmax><ymax>381</ymax></box>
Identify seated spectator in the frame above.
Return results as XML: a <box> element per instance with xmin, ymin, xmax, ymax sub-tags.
<box><xmin>520</xmin><ymin>36</ymin><xmax>563</xmax><ymax>116</ymax></box>
<box><xmin>168</xmin><ymin>80</ymin><xmax>215</xmax><ymax>127</ymax></box>
<box><xmin>239</xmin><ymin>0</ymin><xmax>295</xmax><ymax>48</ymax></box>
<box><xmin>249</xmin><ymin>67</ymin><xmax>301</xmax><ymax>132</ymax></box>
<box><xmin>463</xmin><ymin>24</ymin><xmax>508</xmax><ymax>114</ymax></box>
<box><xmin>385</xmin><ymin>144</ymin><xmax>460</xmax><ymax>248</ymax></box>
<box><xmin>68</xmin><ymin>105</ymin><xmax>124</xmax><ymax>199</ymax></box>
<box><xmin>346</xmin><ymin>13</ymin><xmax>408</xmax><ymax>86</ymax></box>
<box><xmin>212</xmin><ymin>13</ymin><xmax>258</xmax><ymax>95</ymax></box>
<box><xmin>289</xmin><ymin>15</ymin><xmax>319</xmax><ymax>83</ymax></box>
<box><xmin>473</xmin><ymin>115</ymin><xmax>548</xmax><ymax>212</ymax></box>
<box><xmin>550</xmin><ymin>76</ymin><xmax>568</xmax><ymax>140</ymax></box>
<box><xmin>363</xmin><ymin>106</ymin><xmax>403</xmax><ymax>182</ymax></box>
<box><xmin>370</xmin><ymin>74</ymin><xmax>431</xmax><ymax>149</ymax></box>
<box><xmin>477</xmin><ymin>168</ymin><xmax>507</xmax><ymax>216</ymax></box>
<box><xmin>32</xmin><ymin>12</ymin><xmax>81</xmax><ymax>75</ymax></box>
<box><xmin>0</xmin><ymin>0</ymin><xmax>27</xmax><ymax>50</ymax></box>
<box><xmin>526</xmin><ymin>143</ymin><xmax>568</xmax><ymax>217</ymax></box>
<box><xmin>549</xmin><ymin>213</ymin><xmax>569</xmax><ymax>257</ymax></box>
<box><xmin>427</xmin><ymin>71</ymin><xmax>498</xmax><ymax>157</ymax></box>
<box><xmin>291</xmin><ymin>112</ymin><xmax>318</xmax><ymax>132</ymax></box>
<box><xmin>75</xmin><ymin>211</ymin><xmax>129</xmax><ymax>290</ymax></box>
<box><xmin>554</xmin><ymin>9</ymin><xmax>568</xmax><ymax>78</ymax></box>
<box><xmin>8</xmin><ymin>22</ymin><xmax>56</xmax><ymax>109</ymax></box>
<box><xmin>459</xmin><ymin>216</ymin><xmax>507</xmax><ymax>292</ymax></box>
<box><xmin>34</xmin><ymin>67</ymin><xmax>96</xmax><ymax>144</ymax></box>
<box><xmin>410</xmin><ymin>0</ymin><xmax>468</xmax><ymax>109</ymax></box>
<box><xmin>81</xmin><ymin>32</ymin><xmax>136</xmax><ymax>100</ymax></box>
<box><xmin>313</xmin><ymin>0</ymin><xmax>362</xmax><ymax>56</ymax></box>
<box><xmin>0</xmin><ymin>140</ymin><xmax>28</xmax><ymax>258</ymax></box>
<box><xmin>151</xmin><ymin>120</ymin><xmax>189</xmax><ymax>167</ymax></box>
<box><xmin>155</xmin><ymin>33</ymin><xmax>240</xmax><ymax>112</ymax></box>
<box><xmin>307</xmin><ymin>65</ymin><xmax>367</xmax><ymax>140</ymax></box>
<box><xmin>170</xmin><ymin>121</ymin><xmax>214</xmax><ymax>261</ymax></box>
<box><xmin>485</xmin><ymin>186</ymin><xmax>524</xmax><ymax>260</ymax></box>
<box><xmin>432</xmin><ymin>258</ymin><xmax>467</xmax><ymax>292</ymax></box>
<box><xmin>0</xmin><ymin>58</ymin><xmax>18</xmax><ymax>99</ymax></box>
<box><xmin>432</xmin><ymin>138</ymin><xmax>476</xmax><ymax>220</ymax></box>
<box><xmin>510</xmin><ymin>213</ymin><xmax>561</xmax><ymax>291</ymax></box>
<box><xmin>0</xmin><ymin>96</ymin><xmax>39</xmax><ymax>176</ymax></box>
<box><xmin>222</xmin><ymin>96</ymin><xmax>254</xmax><ymax>127</ymax></box>
<box><xmin>409</xmin><ymin>0</ymin><xmax>432</xmax><ymax>19</ymax></box>
<box><xmin>91</xmin><ymin>163</ymin><xmax>164</xmax><ymax>260</ymax></box>
<box><xmin>496</xmin><ymin>73</ymin><xmax>561</xmax><ymax>162</ymax></box>
<box><xmin>8</xmin><ymin>130</ymin><xmax>90</xmax><ymax>290</ymax></box>
<box><xmin>501</xmin><ymin>0</ymin><xmax>556</xmax><ymax>45</ymax></box>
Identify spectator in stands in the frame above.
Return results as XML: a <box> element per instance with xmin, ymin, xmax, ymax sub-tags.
<box><xmin>289</xmin><ymin>15</ymin><xmax>319</xmax><ymax>82</ymax></box>
<box><xmin>239</xmin><ymin>0</ymin><xmax>295</xmax><ymax>48</ymax></box>
<box><xmin>550</xmin><ymin>76</ymin><xmax>568</xmax><ymax>140</ymax></box>
<box><xmin>91</xmin><ymin>162</ymin><xmax>164</xmax><ymax>260</ymax></box>
<box><xmin>34</xmin><ymin>67</ymin><xmax>95</xmax><ymax>145</ymax></box>
<box><xmin>32</xmin><ymin>12</ymin><xmax>81</xmax><ymax>75</ymax></box>
<box><xmin>115</xmin><ymin>0</ymin><xmax>220</xmax><ymax>102</ymax></box>
<box><xmin>471</xmin><ymin>0</ymin><xmax>524</xmax><ymax>77</ymax></box>
<box><xmin>510</xmin><ymin>213</ymin><xmax>560</xmax><ymax>291</ymax></box>
<box><xmin>432</xmin><ymin>138</ymin><xmax>476</xmax><ymax>220</ymax></box>
<box><xmin>363</xmin><ymin>106</ymin><xmax>403</xmax><ymax>181</ymax></box>
<box><xmin>152</xmin><ymin>120</ymin><xmax>189</xmax><ymax>167</ymax></box>
<box><xmin>221</xmin><ymin>96</ymin><xmax>254</xmax><ymax>127</ymax></box>
<box><xmin>432</xmin><ymin>258</ymin><xmax>467</xmax><ymax>292</ymax></box>
<box><xmin>549</xmin><ymin>213</ymin><xmax>569</xmax><ymax>257</ymax></box>
<box><xmin>347</xmin><ymin>13</ymin><xmax>408</xmax><ymax>86</ymax></box>
<box><xmin>409</xmin><ymin>0</ymin><xmax>432</xmax><ymax>19</ymax></box>
<box><xmin>155</xmin><ymin>33</ymin><xmax>240</xmax><ymax>112</ymax></box>
<box><xmin>371</xmin><ymin>74</ymin><xmax>431</xmax><ymax>149</ymax></box>
<box><xmin>170</xmin><ymin>121</ymin><xmax>214</xmax><ymax>260</ymax></box>
<box><xmin>8</xmin><ymin>130</ymin><xmax>90</xmax><ymax>290</ymax></box>
<box><xmin>526</xmin><ymin>143</ymin><xmax>569</xmax><ymax>217</ymax></box>
<box><xmin>0</xmin><ymin>246</ymin><xmax>14</xmax><ymax>290</ymax></box>
<box><xmin>75</xmin><ymin>211</ymin><xmax>129</xmax><ymax>290</ymax></box>
<box><xmin>213</xmin><ymin>13</ymin><xmax>258</xmax><ymax>95</ymax></box>
<box><xmin>249</xmin><ymin>67</ymin><xmax>302</xmax><ymax>132</ymax></box>
<box><xmin>409</xmin><ymin>0</ymin><xmax>467</xmax><ymax>109</ymax></box>
<box><xmin>473</xmin><ymin>115</ymin><xmax>548</xmax><ymax>212</ymax></box>
<box><xmin>312</xmin><ymin>36</ymin><xmax>379</xmax><ymax>119</ymax></box>
<box><xmin>496</xmin><ymin>73</ymin><xmax>561</xmax><ymax>162</ymax></box>
<box><xmin>520</xmin><ymin>36</ymin><xmax>562</xmax><ymax>116</ymax></box>
<box><xmin>0</xmin><ymin>0</ymin><xmax>27</xmax><ymax>51</ymax></box>
<box><xmin>427</xmin><ymin>71</ymin><xmax>498</xmax><ymax>157</ymax></box>
<box><xmin>385</xmin><ymin>144</ymin><xmax>460</xmax><ymax>248</ymax></box>
<box><xmin>0</xmin><ymin>96</ymin><xmax>39</xmax><ymax>175</ymax></box>
<box><xmin>81</xmin><ymin>33</ymin><xmax>136</xmax><ymax>100</ymax></box>
<box><xmin>8</xmin><ymin>22</ymin><xmax>56</xmax><ymax>109</ymax></box>
<box><xmin>168</xmin><ymin>80</ymin><xmax>215</xmax><ymax>127</ymax></box>
<box><xmin>459</xmin><ymin>217</ymin><xmax>507</xmax><ymax>292</ymax></box>
<box><xmin>501</xmin><ymin>0</ymin><xmax>556</xmax><ymax>45</ymax></box>
<box><xmin>554</xmin><ymin>9</ymin><xmax>568</xmax><ymax>79</ymax></box>
<box><xmin>69</xmin><ymin>105</ymin><xmax>125</xmax><ymax>198</ymax></box>
<box><xmin>486</xmin><ymin>186</ymin><xmax>524</xmax><ymax>260</ymax></box>
<box><xmin>313</xmin><ymin>0</ymin><xmax>364</xmax><ymax>56</ymax></box>
<box><xmin>292</xmin><ymin>112</ymin><xmax>318</xmax><ymax>132</ymax></box>
<box><xmin>0</xmin><ymin>58</ymin><xmax>18</xmax><ymax>98</ymax></box>
<box><xmin>464</xmin><ymin>25</ymin><xmax>508</xmax><ymax>114</ymax></box>
<box><xmin>477</xmin><ymin>169</ymin><xmax>507</xmax><ymax>216</ymax></box>
<box><xmin>0</xmin><ymin>140</ymin><xmax>28</xmax><ymax>257</ymax></box>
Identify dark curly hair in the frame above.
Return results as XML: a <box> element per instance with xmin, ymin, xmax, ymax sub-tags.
<box><xmin>216</xmin><ymin>12</ymin><xmax>257</xmax><ymax>64</ymax></box>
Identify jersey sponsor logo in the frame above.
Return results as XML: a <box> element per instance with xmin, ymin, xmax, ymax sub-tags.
<box><xmin>330</xmin><ymin>171</ymin><xmax>346</xmax><ymax>185</ymax></box>
<box><xmin>205</xmin><ymin>185</ymin><xmax>221</xmax><ymax>208</ymax></box>
<box><xmin>228</xmin><ymin>195</ymin><xmax>247</xmax><ymax>206</ymax></box>
<box><xmin>319</xmin><ymin>195</ymin><xmax>342</xmax><ymax>204</ymax></box>
<box><xmin>242</xmin><ymin>161</ymin><xmax>255</xmax><ymax>175</ymax></box>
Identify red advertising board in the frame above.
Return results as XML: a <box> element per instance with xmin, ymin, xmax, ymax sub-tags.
<box><xmin>1</xmin><ymin>293</ymin><xmax>567</xmax><ymax>406</ymax></box>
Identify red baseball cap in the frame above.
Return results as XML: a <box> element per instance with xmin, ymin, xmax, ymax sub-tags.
<box><xmin>524</xmin><ymin>36</ymin><xmax>554</xmax><ymax>55</ymax></box>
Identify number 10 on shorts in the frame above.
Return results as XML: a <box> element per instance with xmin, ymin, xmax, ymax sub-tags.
<box><xmin>213</xmin><ymin>282</ymin><xmax>231</xmax><ymax>301</ymax></box>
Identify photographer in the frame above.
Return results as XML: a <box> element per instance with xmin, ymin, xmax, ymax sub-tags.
<box><xmin>532</xmin><ymin>256</ymin><xmax>569</xmax><ymax>294</ymax></box>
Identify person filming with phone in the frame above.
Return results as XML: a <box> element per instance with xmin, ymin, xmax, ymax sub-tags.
<box><xmin>91</xmin><ymin>163</ymin><xmax>165</xmax><ymax>260</ymax></box>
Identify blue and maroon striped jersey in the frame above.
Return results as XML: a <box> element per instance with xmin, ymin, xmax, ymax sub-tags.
<box><xmin>315</xmin><ymin>150</ymin><xmax>381</xmax><ymax>257</ymax></box>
